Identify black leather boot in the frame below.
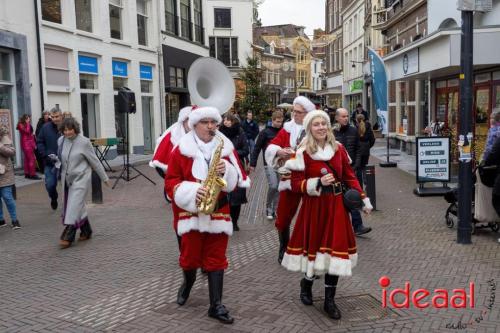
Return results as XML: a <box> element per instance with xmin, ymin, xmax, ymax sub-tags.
<box><xmin>60</xmin><ymin>225</ymin><xmax>77</xmax><ymax>249</ymax></box>
<box><xmin>300</xmin><ymin>277</ymin><xmax>314</xmax><ymax>305</ymax></box>
<box><xmin>278</xmin><ymin>227</ymin><xmax>290</xmax><ymax>264</ymax></box>
<box><xmin>177</xmin><ymin>270</ymin><xmax>197</xmax><ymax>306</ymax></box>
<box><xmin>79</xmin><ymin>220</ymin><xmax>93</xmax><ymax>241</ymax></box>
<box><xmin>207</xmin><ymin>270</ymin><xmax>234</xmax><ymax>324</ymax></box>
<box><xmin>324</xmin><ymin>274</ymin><xmax>341</xmax><ymax>319</ymax></box>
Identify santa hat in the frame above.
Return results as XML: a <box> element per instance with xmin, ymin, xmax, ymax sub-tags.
<box><xmin>293</xmin><ymin>96</ymin><xmax>316</xmax><ymax>113</ymax></box>
<box><xmin>303</xmin><ymin>110</ymin><xmax>331</xmax><ymax>132</ymax></box>
<box><xmin>177</xmin><ymin>106</ymin><xmax>193</xmax><ymax>123</ymax></box>
<box><xmin>188</xmin><ymin>106</ymin><xmax>222</xmax><ymax>129</ymax></box>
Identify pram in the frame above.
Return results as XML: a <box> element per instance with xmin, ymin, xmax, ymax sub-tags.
<box><xmin>444</xmin><ymin>170</ymin><xmax>500</xmax><ymax>234</ymax></box>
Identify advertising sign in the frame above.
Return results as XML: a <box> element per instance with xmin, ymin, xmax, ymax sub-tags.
<box><xmin>416</xmin><ymin>137</ymin><xmax>450</xmax><ymax>183</ymax></box>
<box><xmin>112</xmin><ymin>60</ymin><xmax>128</xmax><ymax>77</ymax></box>
<box><xmin>78</xmin><ymin>55</ymin><xmax>98</xmax><ymax>74</ymax></box>
<box><xmin>368</xmin><ymin>47</ymin><xmax>388</xmax><ymax>135</ymax></box>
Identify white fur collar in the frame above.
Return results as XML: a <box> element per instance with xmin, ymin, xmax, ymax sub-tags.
<box><xmin>283</xmin><ymin>120</ymin><xmax>301</xmax><ymax>133</ymax></box>
<box><xmin>169</xmin><ymin>122</ymin><xmax>187</xmax><ymax>146</ymax></box>
<box><xmin>179</xmin><ymin>131</ymin><xmax>234</xmax><ymax>158</ymax></box>
<box><xmin>284</xmin><ymin>143</ymin><xmax>337</xmax><ymax>171</ymax></box>
<box><xmin>310</xmin><ymin>143</ymin><xmax>335</xmax><ymax>161</ymax></box>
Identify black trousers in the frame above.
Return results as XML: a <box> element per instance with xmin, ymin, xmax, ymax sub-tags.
<box><xmin>230</xmin><ymin>205</ymin><xmax>241</xmax><ymax>225</ymax></box>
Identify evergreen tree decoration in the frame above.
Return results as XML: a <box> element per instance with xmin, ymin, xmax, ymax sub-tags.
<box><xmin>239</xmin><ymin>56</ymin><xmax>270</xmax><ymax>121</ymax></box>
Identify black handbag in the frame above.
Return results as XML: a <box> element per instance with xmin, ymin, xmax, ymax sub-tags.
<box><xmin>478</xmin><ymin>163</ymin><xmax>497</xmax><ymax>188</ymax></box>
<box><xmin>323</xmin><ymin>161</ymin><xmax>363</xmax><ymax>211</ymax></box>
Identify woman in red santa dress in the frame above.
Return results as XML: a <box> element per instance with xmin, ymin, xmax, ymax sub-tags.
<box><xmin>281</xmin><ymin>110</ymin><xmax>373</xmax><ymax>320</ymax></box>
<box><xmin>165</xmin><ymin>106</ymin><xmax>250</xmax><ymax>324</ymax></box>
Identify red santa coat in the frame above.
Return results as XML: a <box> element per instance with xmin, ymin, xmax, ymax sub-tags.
<box><xmin>264</xmin><ymin>121</ymin><xmax>304</xmax><ymax>232</ymax></box>
<box><xmin>149</xmin><ymin>122</ymin><xmax>186</xmax><ymax>172</ymax></box>
<box><xmin>281</xmin><ymin>142</ymin><xmax>361</xmax><ymax>277</ymax></box>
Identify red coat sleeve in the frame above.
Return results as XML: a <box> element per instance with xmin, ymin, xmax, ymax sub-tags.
<box><xmin>339</xmin><ymin>145</ymin><xmax>363</xmax><ymax>194</ymax></box>
<box><xmin>269</xmin><ymin>128</ymin><xmax>290</xmax><ymax>148</ymax></box>
<box><xmin>164</xmin><ymin>147</ymin><xmax>184</xmax><ymax>199</ymax></box>
<box><xmin>290</xmin><ymin>168</ymin><xmax>308</xmax><ymax>194</ymax></box>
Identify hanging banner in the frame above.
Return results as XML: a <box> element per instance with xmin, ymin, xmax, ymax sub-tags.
<box><xmin>368</xmin><ymin>47</ymin><xmax>388</xmax><ymax>135</ymax></box>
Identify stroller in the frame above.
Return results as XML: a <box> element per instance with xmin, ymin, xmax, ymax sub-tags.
<box><xmin>444</xmin><ymin>169</ymin><xmax>500</xmax><ymax>234</ymax></box>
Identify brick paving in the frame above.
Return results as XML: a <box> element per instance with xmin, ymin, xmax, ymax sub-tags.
<box><xmin>0</xmin><ymin>156</ymin><xmax>499</xmax><ymax>332</ymax></box>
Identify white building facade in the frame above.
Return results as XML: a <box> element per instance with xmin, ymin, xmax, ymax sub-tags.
<box><xmin>205</xmin><ymin>0</ymin><xmax>253</xmax><ymax>77</ymax></box>
<box><xmin>311</xmin><ymin>56</ymin><xmax>323</xmax><ymax>94</ymax></box>
<box><xmin>342</xmin><ymin>0</ymin><xmax>365</xmax><ymax>112</ymax></box>
<box><xmin>39</xmin><ymin>0</ymin><xmax>162</xmax><ymax>155</ymax></box>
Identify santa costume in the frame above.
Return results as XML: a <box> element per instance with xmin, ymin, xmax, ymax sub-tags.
<box><xmin>164</xmin><ymin>106</ymin><xmax>250</xmax><ymax>324</ymax></box>
<box><xmin>264</xmin><ymin>96</ymin><xmax>316</xmax><ymax>263</ymax></box>
<box><xmin>149</xmin><ymin>106</ymin><xmax>192</xmax><ymax>177</ymax></box>
<box><xmin>280</xmin><ymin>110</ymin><xmax>372</xmax><ymax>320</ymax></box>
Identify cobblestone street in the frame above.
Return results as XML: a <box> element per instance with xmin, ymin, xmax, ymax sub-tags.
<box><xmin>0</xmin><ymin>158</ymin><xmax>499</xmax><ymax>332</ymax></box>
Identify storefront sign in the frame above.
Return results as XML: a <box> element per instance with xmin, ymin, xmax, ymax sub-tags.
<box><xmin>350</xmin><ymin>80</ymin><xmax>363</xmax><ymax>92</ymax></box>
<box><xmin>78</xmin><ymin>55</ymin><xmax>98</xmax><ymax>74</ymax></box>
<box><xmin>416</xmin><ymin>137</ymin><xmax>450</xmax><ymax>183</ymax></box>
<box><xmin>402</xmin><ymin>48</ymin><xmax>419</xmax><ymax>76</ymax></box>
<box><xmin>112</xmin><ymin>60</ymin><xmax>128</xmax><ymax>77</ymax></box>
<box><xmin>139</xmin><ymin>64</ymin><xmax>153</xmax><ymax>80</ymax></box>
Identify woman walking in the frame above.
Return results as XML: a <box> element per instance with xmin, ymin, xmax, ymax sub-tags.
<box><xmin>219</xmin><ymin>113</ymin><xmax>249</xmax><ymax>231</ymax></box>
<box><xmin>16</xmin><ymin>115</ymin><xmax>40</xmax><ymax>179</ymax></box>
<box><xmin>0</xmin><ymin>125</ymin><xmax>21</xmax><ymax>229</ymax></box>
<box><xmin>58</xmin><ymin>117</ymin><xmax>109</xmax><ymax>248</ymax></box>
<box><xmin>355</xmin><ymin>114</ymin><xmax>375</xmax><ymax>187</ymax></box>
<box><xmin>280</xmin><ymin>110</ymin><xmax>372</xmax><ymax>319</ymax></box>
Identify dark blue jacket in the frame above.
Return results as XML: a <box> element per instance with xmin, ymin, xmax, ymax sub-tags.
<box><xmin>37</xmin><ymin>122</ymin><xmax>61</xmax><ymax>166</ymax></box>
<box><xmin>241</xmin><ymin>119</ymin><xmax>259</xmax><ymax>141</ymax></box>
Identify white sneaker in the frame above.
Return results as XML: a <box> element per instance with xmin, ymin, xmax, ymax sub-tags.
<box><xmin>266</xmin><ymin>215</ymin><xmax>274</xmax><ymax>220</ymax></box>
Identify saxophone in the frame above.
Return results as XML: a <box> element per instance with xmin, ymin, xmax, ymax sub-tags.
<box><xmin>197</xmin><ymin>132</ymin><xmax>227</xmax><ymax>215</ymax></box>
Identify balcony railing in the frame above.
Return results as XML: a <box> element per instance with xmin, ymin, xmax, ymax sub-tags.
<box><xmin>372</xmin><ymin>8</ymin><xmax>387</xmax><ymax>28</ymax></box>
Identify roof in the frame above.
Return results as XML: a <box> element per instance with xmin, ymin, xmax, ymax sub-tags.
<box><xmin>254</xmin><ymin>24</ymin><xmax>309</xmax><ymax>40</ymax></box>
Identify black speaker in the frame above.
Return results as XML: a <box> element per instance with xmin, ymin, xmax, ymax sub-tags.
<box><xmin>116</xmin><ymin>87</ymin><xmax>136</xmax><ymax>114</ymax></box>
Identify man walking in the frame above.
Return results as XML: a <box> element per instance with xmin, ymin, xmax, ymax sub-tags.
<box><xmin>37</xmin><ymin>108</ymin><xmax>63</xmax><ymax>210</ymax></box>
<box><xmin>334</xmin><ymin>108</ymin><xmax>372</xmax><ymax>236</ymax></box>
<box><xmin>351</xmin><ymin>103</ymin><xmax>369</xmax><ymax>125</ymax></box>
<box><xmin>249</xmin><ymin>111</ymin><xmax>284</xmax><ymax>219</ymax></box>
<box><xmin>241</xmin><ymin>111</ymin><xmax>259</xmax><ymax>156</ymax></box>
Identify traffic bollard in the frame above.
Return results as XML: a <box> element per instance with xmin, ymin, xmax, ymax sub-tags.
<box><xmin>91</xmin><ymin>170</ymin><xmax>103</xmax><ymax>204</ymax></box>
<box><xmin>365</xmin><ymin>165</ymin><xmax>376</xmax><ymax>210</ymax></box>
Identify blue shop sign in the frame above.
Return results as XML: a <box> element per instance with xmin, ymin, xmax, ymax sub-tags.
<box><xmin>112</xmin><ymin>60</ymin><xmax>128</xmax><ymax>77</ymax></box>
<box><xmin>140</xmin><ymin>64</ymin><xmax>153</xmax><ymax>80</ymax></box>
<box><xmin>78</xmin><ymin>55</ymin><xmax>98</xmax><ymax>74</ymax></box>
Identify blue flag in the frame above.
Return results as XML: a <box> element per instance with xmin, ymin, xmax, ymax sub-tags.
<box><xmin>368</xmin><ymin>48</ymin><xmax>388</xmax><ymax>135</ymax></box>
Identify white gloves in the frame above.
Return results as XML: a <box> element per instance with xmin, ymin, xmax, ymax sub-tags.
<box><xmin>362</xmin><ymin>197</ymin><xmax>373</xmax><ymax>214</ymax></box>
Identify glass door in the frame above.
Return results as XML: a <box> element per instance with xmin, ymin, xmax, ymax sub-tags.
<box><xmin>141</xmin><ymin>96</ymin><xmax>153</xmax><ymax>153</ymax></box>
<box><xmin>81</xmin><ymin>93</ymin><xmax>98</xmax><ymax>139</ymax></box>
<box><xmin>474</xmin><ymin>86</ymin><xmax>491</xmax><ymax>160</ymax></box>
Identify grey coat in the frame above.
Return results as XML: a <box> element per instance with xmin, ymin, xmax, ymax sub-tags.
<box><xmin>0</xmin><ymin>136</ymin><xmax>15</xmax><ymax>188</ymax></box>
<box><xmin>59</xmin><ymin>135</ymin><xmax>108</xmax><ymax>226</ymax></box>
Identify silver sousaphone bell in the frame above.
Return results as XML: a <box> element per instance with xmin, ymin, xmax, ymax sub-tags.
<box><xmin>187</xmin><ymin>57</ymin><xmax>235</xmax><ymax>114</ymax></box>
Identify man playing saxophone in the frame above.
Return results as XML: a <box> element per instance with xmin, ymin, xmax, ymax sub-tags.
<box><xmin>165</xmin><ymin>106</ymin><xmax>250</xmax><ymax>324</ymax></box>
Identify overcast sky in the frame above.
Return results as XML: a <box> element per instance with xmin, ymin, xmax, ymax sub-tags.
<box><xmin>257</xmin><ymin>0</ymin><xmax>326</xmax><ymax>37</ymax></box>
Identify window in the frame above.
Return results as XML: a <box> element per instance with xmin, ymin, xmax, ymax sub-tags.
<box><xmin>165</xmin><ymin>0</ymin><xmax>177</xmax><ymax>34</ymax></box>
<box><xmin>354</xmin><ymin>15</ymin><xmax>358</xmax><ymax>39</ymax></box>
<box><xmin>44</xmin><ymin>48</ymin><xmax>69</xmax><ymax>86</ymax></box>
<box><xmin>109</xmin><ymin>0</ymin><xmax>123</xmax><ymax>40</ymax></box>
<box><xmin>42</xmin><ymin>0</ymin><xmax>62</xmax><ymax>24</ymax></box>
<box><xmin>298</xmin><ymin>70</ymin><xmax>308</xmax><ymax>88</ymax></box>
<box><xmin>214</xmin><ymin>8</ymin><xmax>231</xmax><ymax>28</ymax></box>
<box><xmin>80</xmin><ymin>74</ymin><xmax>98</xmax><ymax>89</ymax></box>
<box><xmin>141</xmin><ymin>80</ymin><xmax>152</xmax><ymax>93</ymax></box>
<box><xmin>0</xmin><ymin>52</ymin><xmax>11</xmax><ymax>82</ymax></box>
<box><xmin>298</xmin><ymin>47</ymin><xmax>307</xmax><ymax>63</ymax></box>
<box><xmin>137</xmin><ymin>0</ymin><xmax>148</xmax><ymax>45</ymax></box>
<box><xmin>209</xmin><ymin>37</ymin><xmax>238</xmax><ymax>66</ymax></box>
<box><xmin>180</xmin><ymin>0</ymin><xmax>191</xmax><ymax>39</ymax></box>
<box><xmin>193</xmin><ymin>0</ymin><xmax>203</xmax><ymax>43</ymax></box>
<box><xmin>75</xmin><ymin>0</ymin><xmax>92</xmax><ymax>32</ymax></box>
<box><xmin>169</xmin><ymin>67</ymin><xmax>184</xmax><ymax>88</ymax></box>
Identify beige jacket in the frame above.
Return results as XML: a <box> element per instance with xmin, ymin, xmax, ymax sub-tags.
<box><xmin>0</xmin><ymin>135</ymin><xmax>16</xmax><ymax>188</ymax></box>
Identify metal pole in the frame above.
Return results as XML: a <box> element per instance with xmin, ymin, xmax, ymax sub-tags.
<box><xmin>457</xmin><ymin>10</ymin><xmax>473</xmax><ymax>244</ymax></box>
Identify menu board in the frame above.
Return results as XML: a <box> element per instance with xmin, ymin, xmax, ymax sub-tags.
<box><xmin>416</xmin><ymin>137</ymin><xmax>450</xmax><ymax>183</ymax></box>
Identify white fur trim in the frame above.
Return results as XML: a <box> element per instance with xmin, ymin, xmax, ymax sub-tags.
<box><xmin>177</xmin><ymin>106</ymin><xmax>192</xmax><ymax>124</ymax></box>
<box><xmin>169</xmin><ymin>122</ymin><xmax>187</xmax><ymax>146</ymax></box>
<box><xmin>179</xmin><ymin>131</ymin><xmax>234</xmax><ymax>159</ymax></box>
<box><xmin>149</xmin><ymin>160</ymin><xmax>168</xmax><ymax>172</ymax></box>
<box><xmin>283</xmin><ymin>149</ymin><xmax>305</xmax><ymax>171</ymax></box>
<box><xmin>303</xmin><ymin>110</ymin><xmax>330</xmax><ymax>130</ymax></box>
<box><xmin>310</xmin><ymin>144</ymin><xmax>334</xmax><ymax>161</ymax></box>
<box><xmin>306</xmin><ymin>178</ymin><xmax>321</xmax><ymax>196</ymax></box>
<box><xmin>283</xmin><ymin>121</ymin><xmax>304</xmax><ymax>148</ymax></box>
<box><xmin>174</xmin><ymin>181</ymin><xmax>201</xmax><ymax>213</ymax></box>
<box><xmin>282</xmin><ymin>252</ymin><xmax>356</xmax><ymax>277</ymax></box>
<box><xmin>293</xmin><ymin>96</ymin><xmax>316</xmax><ymax>112</ymax></box>
<box><xmin>188</xmin><ymin>106</ymin><xmax>222</xmax><ymax>129</ymax></box>
<box><xmin>228</xmin><ymin>151</ymin><xmax>251</xmax><ymax>189</ymax></box>
<box><xmin>222</xmin><ymin>160</ymin><xmax>238</xmax><ymax>192</ymax></box>
<box><xmin>239</xmin><ymin>177</ymin><xmax>251</xmax><ymax>188</ymax></box>
<box><xmin>265</xmin><ymin>144</ymin><xmax>281</xmax><ymax>168</ymax></box>
<box><xmin>362</xmin><ymin>198</ymin><xmax>373</xmax><ymax>211</ymax></box>
<box><xmin>177</xmin><ymin>215</ymin><xmax>233</xmax><ymax>236</ymax></box>
<box><xmin>278</xmin><ymin>179</ymin><xmax>291</xmax><ymax>192</ymax></box>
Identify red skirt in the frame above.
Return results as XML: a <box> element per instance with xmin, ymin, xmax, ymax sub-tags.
<box><xmin>281</xmin><ymin>192</ymin><xmax>357</xmax><ymax>277</ymax></box>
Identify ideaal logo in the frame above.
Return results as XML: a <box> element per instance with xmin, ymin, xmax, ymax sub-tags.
<box><xmin>379</xmin><ymin>276</ymin><xmax>475</xmax><ymax>309</ymax></box>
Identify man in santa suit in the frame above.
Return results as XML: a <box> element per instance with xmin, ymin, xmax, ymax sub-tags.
<box><xmin>149</xmin><ymin>106</ymin><xmax>192</xmax><ymax>178</ymax></box>
<box><xmin>265</xmin><ymin>96</ymin><xmax>316</xmax><ymax>264</ymax></box>
<box><xmin>165</xmin><ymin>106</ymin><xmax>250</xmax><ymax>324</ymax></box>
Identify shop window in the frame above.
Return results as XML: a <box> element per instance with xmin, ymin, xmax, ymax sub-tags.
<box><xmin>113</xmin><ymin>77</ymin><xmax>128</xmax><ymax>91</ymax></box>
<box><xmin>42</xmin><ymin>0</ymin><xmax>62</xmax><ymax>24</ymax></box>
<box><xmin>169</xmin><ymin>67</ymin><xmax>184</xmax><ymax>88</ymax></box>
<box><xmin>0</xmin><ymin>53</ymin><xmax>11</xmax><ymax>82</ymax></box>
<box><xmin>80</xmin><ymin>74</ymin><xmax>98</xmax><ymax>89</ymax></box>
<box><xmin>109</xmin><ymin>0</ymin><xmax>123</xmax><ymax>40</ymax></box>
<box><xmin>494</xmin><ymin>85</ymin><xmax>500</xmax><ymax>109</ymax></box>
<box><xmin>0</xmin><ymin>86</ymin><xmax>12</xmax><ymax>109</ymax></box>
<box><xmin>137</xmin><ymin>0</ymin><xmax>149</xmax><ymax>46</ymax></box>
<box><xmin>44</xmin><ymin>48</ymin><xmax>69</xmax><ymax>87</ymax></box>
<box><xmin>214</xmin><ymin>8</ymin><xmax>231</xmax><ymax>28</ymax></box>
<box><xmin>141</xmin><ymin>80</ymin><xmax>152</xmax><ymax>93</ymax></box>
<box><xmin>75</xmin><ymin>0</ymin><xmax>93</xmax><ymax>32</ymax></box>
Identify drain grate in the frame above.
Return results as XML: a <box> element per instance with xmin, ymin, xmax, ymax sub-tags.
<box><xmin>312</xmin><ymin>294</ymin><xmax>400</xmax><ymax>322</ymax></box>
